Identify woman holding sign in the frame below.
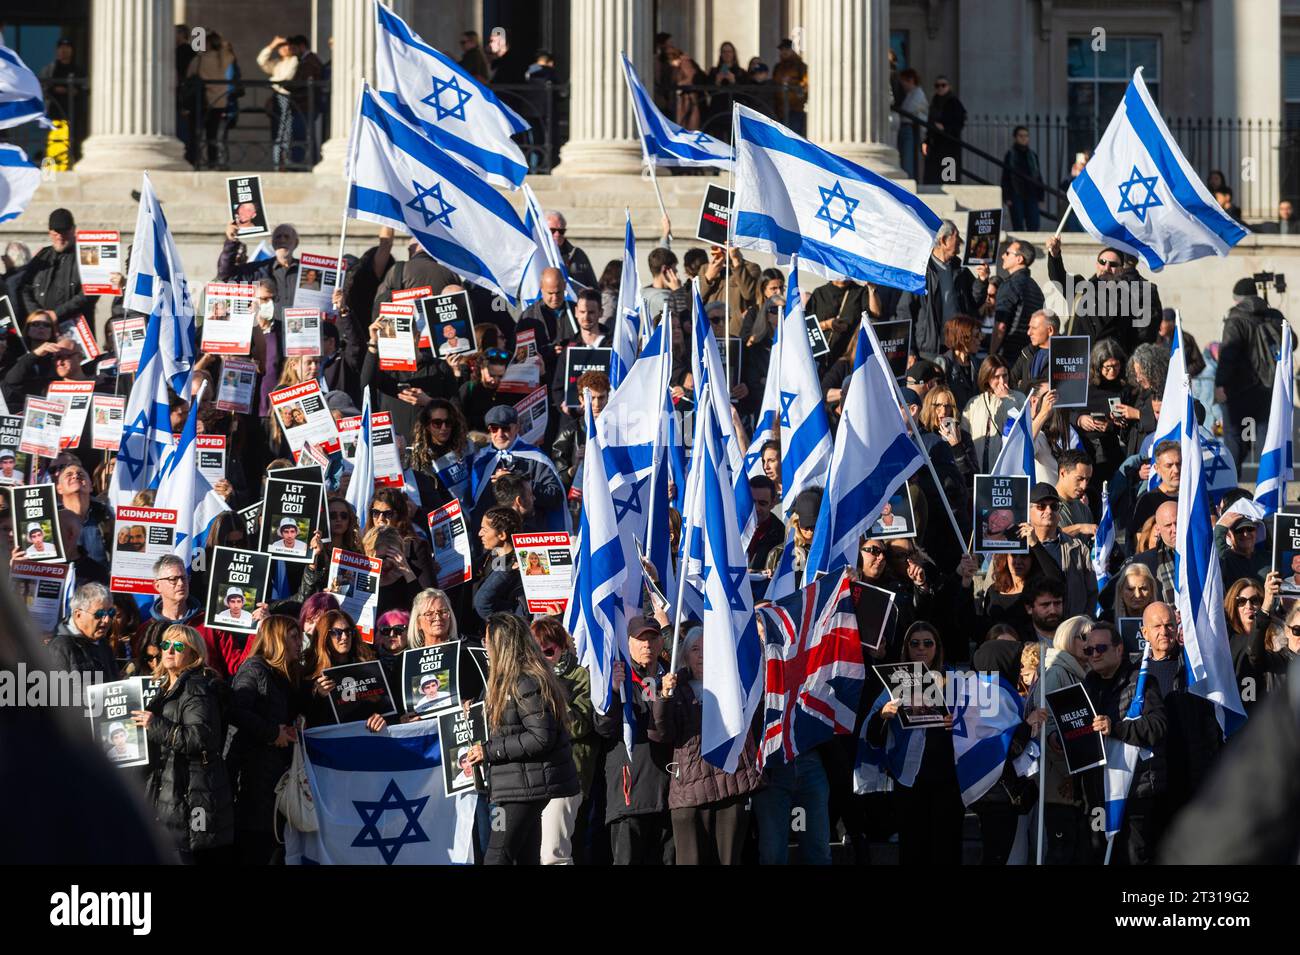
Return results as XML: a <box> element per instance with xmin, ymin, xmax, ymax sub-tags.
<box><xmin>1035</xmin><ymin>614</ymin><xmax>1092</xmax><ymax>864</ymax></box>
<box><xmin>301</xmin><ymin>610</ymin><xmax>385</xmax><ymax>731</ymax></box>
<box><xmin>407</xmin><ymin>399</ymin><xmax>471</xmax><ymax>512</ymax></box>
<box><xmin>131</xmin><ymin>624</ymin><xmax>235</xmax><ymax>863</ymax></box>
<box><xmin>464</xmin><ymin>613</ymin><xmax>579</xmax><ymax>865</ymax></box>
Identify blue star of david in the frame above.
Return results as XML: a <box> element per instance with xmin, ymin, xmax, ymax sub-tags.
<box><xmin>407</xmin><ymin>180</ymin><xmax>456</xmax><ymax>229</ymax></box>
<box><xmin>701</xmin><ymin>558</ymin><xmax>750</xmax><ymax>613</ymax></box>
<box><xmin>690</xmin><ymin>130</ymin><xmax>713</xmax><ymax>147</ymax></box>
<box><xmin>613</xmin><ymin>475</ymin><xmax>648</xmax><ymax>523</ymax></box>
<box><xmin>422</xmin><ymin>73</ymin><xmax>473</xmax><ymax>122</ymax></box>
<box><xmin>743</xmin><ymin>446</ymin><xmax>764</xmax><ymax>474</ymax></box>
<box><xmin>779</xmin><ymin>391</ymin><xmax>798</xmax><ymax>429</ymax></box>
<box><xmin>117</xmin><ymin>409</ymin><xmax>169</xmax><ymax>482</ymax></box>
<box><xmin>815</xmin><ymin>180</ymin><xmax>860</xmax><ymax>238</ymax></box>
<box><xmin>1203</xmin><ymin>439</ymin><xmax>1230</xmax><ymax>484</ymax></box>
<box><xmin>1115</xmin><ymin>166</ymin><xmax>1162</xmax><ymax>223</ymax></box>
<box><xmin>352</xmin><ymin>779</ymin><xmax>430</xmax><ymax>865</ymax></box>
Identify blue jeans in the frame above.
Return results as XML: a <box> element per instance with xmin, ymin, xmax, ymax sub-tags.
<box><xmin>751</xmin><ymin>750</ymin><xmax>832</xmax><ymax>865</ymax></box>
<box><xmin>1008</xmin><ymin>196</ymin><xmax>1041</xmax><ymax>231</ymax></box>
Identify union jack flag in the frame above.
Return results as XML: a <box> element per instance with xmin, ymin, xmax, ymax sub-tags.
<box><xmin>757</xmin><ymin>568</ymin><xmax>866</xmax><ymax>770</ymax></box>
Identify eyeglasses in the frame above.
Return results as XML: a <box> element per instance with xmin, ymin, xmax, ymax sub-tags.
<box><xmin>159</xmin><ymin>640</ymin><xmax>188</xmax><ymax>653</ymax></box>
<box><xmin>484</xmin><ymin>349</ymin><xmax>511</xmax><ymax>363</ymax></box>
<box><xmin>1032</xmin><ymin>501</ymin><xmax>1060</xmax><ymax>511</ymax></box>
<box><xmin>155</xmin><ymin>574</ymin><xmax>186</xmax><ymax>586</ymax></box>
<box><xmin>1082</xmin><ymin>644</ymin><xmax>1114</xmax><ymax>657</ymax></box>
<box><xmin>377</xmin><ymin>626</ymin><xmax>405</xmax><ymax>639</ymax></box>
<box><xmin>90</xmin><ymin>608</ymin><xmax>118</xmax><ymax>620</ymax></box>
<box><xmin>428</xmin><ymin>417</ymin><xmax>451</xmax><ymax>428</ymax></box>
<box><xmin>328</xmin><ymin>627</ymin><xmax>356</xmax><ymax>640</ymax></box>
<box><xmin>1289</xmin><ymin>625</ymin><xmax>1300</xmax><ymax>637</ymax></box>
<box><xmin>144</xmin><ymin>652</ymin><xmax>160</xmax><ymax>663</ymax></box>
<box><xmin>549</xmin><ymin>227</ymin><xmax>566</xmax><ymax>236</ymax></box>
<box><xmin>908</xmin><ymin>638</ymin><xmax>935</xmax><ymax>649</ymax></box>
<box><xmin>487</xmin><ymin>423</ymin><xmax>512</xmax><ymax>433</ymax></box>
<box><xmin>933</xmin><ymin>403</ymin><xmax>955</xmax><ymax>412</ymax></box>
<box><xmin>369</xmin><ymin>507</ymin><xmax>394</xmax><ymax>520</ymax></box>
<box><xmin>1097</xmin><ymin>258</ymin><xmax>1121</xmax><ymax>269</ymax></box>
<box><xmin>861</xmin><ymin>545</ymin><xmax>886</xmax><ymax>556</ymax></box>
<box><xmin>1235</xmin><ymin>596</ymin><xmax>1263</xmax><ymax>607</ymax></box>
<box><xmin>420</xmin><ymin>610</ymin><xmax>452</xmax><ymax>620</ymax></box>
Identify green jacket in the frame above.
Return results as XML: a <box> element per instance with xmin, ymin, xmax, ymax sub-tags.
<box><xmin>555</xmin><ymin>651</ymin><xmax>598</xmax><ymax>793</ymax></box>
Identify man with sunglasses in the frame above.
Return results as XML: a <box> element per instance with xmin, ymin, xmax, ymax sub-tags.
<box><xmin>469</xmin><ymin>405</ymin><xmax>568</xmax><ymax>534</ymax></box>
<box><xmin>47</xmin><ymin>582</ymin><xmax>119</xmax><ymax>683</ymax></box>
<box><xmin>987</xmin><ymin>239</ymin><xmax>1044</xmax><ymax>365</ymax></box>
<box><xmin>1044</xmin><ymin>234</ymin><xmax>1162</xmax><ymax>356</ymax></box>
<box><xmin>1080</xmin><ymin>619</ymin><xmax>1168</xmax><ymax>864</ymax></box>
<box><xmin>1025</xmin><ymin>482</ymin><xmax>1097</xmax><ymax>619</ymax></box>
<box><xmin>543</xmin><ymin>210</ymin><xmax>597</xmax><ymax>291</ymax></box>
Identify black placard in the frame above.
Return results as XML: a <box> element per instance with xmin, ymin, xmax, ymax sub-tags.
<box><xmin>963</xmin><ymin>208</ymin><xmax>1002</xmax><ymax>266</ymax></box>
<box><xmin>973</xmin><ymin>474</ymin><xmax>1029</xmax><ymax>554</ymax></box>
<box><xmin>324</xmin><ymin>659</ymin><xmax>397</xmax><ymax>724</ymax></box>
<box><xmin>562</xmin><ymin>346</ymin><xmax>614</xmax><ymax>407</ymax></box>
<box><xmin>401</xmin><ymin>643</ymin><xmax>462</xmax><ymax>718</ymax></box>
<box><xmin>851</xmin><ymin>580</ymin><xmax>897</xmax><ymax>653</ymax></box>
<box><xmin>804</xmin><ymin>311</ymin><xmax>830</xmax><ymax>359</ymax></box>
<box><xmin>0</xmin><ymin>294</ymin><xmax>24</xmax><ymax>353</ymax></box>
<box><xmin>1045</xmin><ymin>681</ymin><xmax>1107</xmax><ymax>774</ymax></box>
<box><xmin>226</xmin><ymin>175</ymin><xmax>269</xmax><ymax>237</ymax></box>
<box><xmin>1272</xmin><ymin>512</ymin><xmax>1300</xmax><ymax>595</ymax></box>
<box><xmin>205</xmin><ymin>546</ymin><xmax>271</xmax><ymax>634</ymax></box>
<box><xmin>1048</xmin><ymin>335</ymin><xmax>1091</xmax><ymax>408</ymax></box>
<box><xmin>871</xmin><ymin>318</ymin><xmax>912</xmax><ymax>380</ymax></box>
<box><xmin>421</xmin><ymin>290</ymin><xmax>477</xmax><ymax>359</ymax></box>
<box><xmin>872</xmin><ymin>662</ymin><xmax>950</xmax><ymax>729</ymax></box>
<box><xmin>1117</xmin><ymin>616</ymin><xmax>1145</xmax><ymax>657</ymax></box>
<box><xmin>438</xmin><ymin>702</ymin><xmax>488</xmax><ymax>796</ymax></box>
<box><xmin>8</xmin><ymin>483</ymin><xmax>63</xmax><ymax>562</ymax></box>
<box><xmin>868</xmin><ymin>488</ymin><xmax>916</xmax><ymax>540</ymax></box>
<box><xmin>695</xmin><ymin>183</ymin><xmax>733</xmax><ymax>245</ymax></box>
<box><xmin>259</xmin><ymin>476</ymin><xmax>324</xmax><ymax>562</ymax></box>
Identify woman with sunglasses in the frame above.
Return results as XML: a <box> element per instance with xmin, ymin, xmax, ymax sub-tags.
<box><xmin>1034</xmin><ymin>614</ymin><xmax>1093</xmax><ymax>864</ymax></box>
<box><xmin>861</xmin><ymin>621</ymin><xmax>962</xmax><ymax>864</ymax></box>
<box><xmin>130</xmin><ymin>624</ymin><xmax>235</xmax><ymax>863</ymax></box>
<box><xmin>290</xmin><ymin>497</ymin><xmax>367</xmax><ymax>602</ymax></box>
<box><xmin>363</xmin><ymin>524</ymin><xmax>425</xmax><ymax>618</ymax></box>
<box><xmin>372</xmin><ymin>609</ymin><xmax>412</xmax><ymax>718</ymax></box>
<box><xmin>366</xmin><ymin>487</ymin><xmax>435</xmax><ymax>589</ymax></box>
<box><xmin>1224</xmin><ymin>573</ymin><xmax>1282</xmax><ymax>714</ymax></box>
<box><xmin>1264</xmin><ymin>596</ymin><xmax>1300</xmax><ymax>695</ymax></box>
<box><xmin>407</xmin><ymin>399</ymin><xmax>471</xmax><ymax>511</ymax></box>
<box><xmin>301</xmin><ymin>609</ymin><xmax>387</xmax><ymax>731</ymax></box>
<box><xmin>228</xmin><ymin>615</ymin><xmax>302</xmax><ymax>864</ymax></box>
<box><xmin>917</xmin><ymin>386</ymin><xmax>976</xmax><ymax>549</ymax></box>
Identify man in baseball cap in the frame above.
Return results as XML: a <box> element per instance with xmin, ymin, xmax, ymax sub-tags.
<box><xmin>19</xmin><ymin>206</ymin><xmax>93</xmax><ymax>328</ymax></box>
<box><xmin>25</xmin><ymin>521</ymin><xmax>55</xmax><ymax>558</ymax></box>
<box><xmin>213</xmin><ymin>586</ymin><xmax>253</xmax><ymax>628</ymax></box>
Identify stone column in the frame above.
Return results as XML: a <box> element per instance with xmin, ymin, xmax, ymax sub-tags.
<box><xmin>805</xmin><ymin>0</ymin><xmax>904</xmax><ymax>177</ymax></box>
<box><xmin>316</xmin><ymin>0</ymin><xmax>415</xmax><ymax>176</ymax></box>
<box><xmin>76</xmin><ymin>0</ymin><xmax>188</xmax><ymax>172</ymax></box>
<box><xmin>555</xmin><ymin>0</ymin><xmax>652</xmax><ymax>176</ymax></box>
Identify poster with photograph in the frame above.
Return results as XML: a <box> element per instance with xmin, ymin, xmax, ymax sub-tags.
<box><xmin>268</xmin><ymin>463</ymin><xmax>331</xmax><ymax>544</ymax></box>
<box><xmin>512</xmin><ymin>532</ymin><xmax>574</xmax><ymax>614</ymax></box>
<box><xmin>293</xmin><ymin>252</ymin><xmax>344</xmax><ymax>314</ymax></box>
<box><xmin>852</xmin><ymin>579</ymin><xmax>898</xmax><ymax>653</ymax></box>
<box><xmin>499</xmin><ymin>353</ymin><xmax>542</xmax><ymax>396</ymax></box>
<box><xmin>513</xmin><ymin>329</ymin><xmax>540</xmax><ymax>366</ymax></box>
<box><xmin>427</xmin><ymin>498</ymin><xmax>472</xmax><ymax>590</ymax></box>
<box><xmin>376</xmin><ymin>302</ymin><xmax>417</xmax><ymax>372</ymax></box>
<box><xmin>1048</xmin><ymin>335</ymin><xmax>1091</xmax><ymax>408</ymax></box>
<box><xmin>695</xmin><ymin>183</ymin><xmax>733</xmax><ymax>246</ymax></box>
<box><xmin>438</xmin><ymin>703</ymin><xmax>488</xmax><ymax>797</ymax></box>
<box><xmin>868</xmin><ymin>488</ymin><xmax>916</xmax><ymax>540</ymax></box>
<box><xmin>196</xmin><ymin>435</ymin><xmax>226</xmax><ymax>486</ymax></box>
<box><xmin>871</xmin><ymin>319</ymin><xmax>912</xmax><ymax>380</ymax></box>
<box><xmin>401</xmin><ymin>642</ymin><xmax>461</xmax><ymax>718</ymax></box>
<box><xmin>19</xmin><ymin>396</ymin><xmax>65</xmax><ymax>459</ymax></box>
<box><xmin>337</xmin><ymin>411</ymin><xmax>403</xmax><ymax>488</ymax></box>
<box><xmin>1272</xmin><ymin>512</ymin><xmax>1300</xmax><ymax>595</ymax></box>
<box><xmin>973</xmin><ymin>474</ymin><xmax>1030</xmax><ymax>554</ymax></box>
<box><xmin>216</xmin><ymin>356</ymin><xmax>259</xmax><ymax>414</ymax></box>
<box><xmin>391</xmin><ymin>285</ymin><xmax>435</xmax><ymax>348</ymax></box>
<box><xmin>324</xmin><ymin>660</ymin><xmax>397</xmax><ymax>724</ymax></box>
<box><xmin>87</xmin><ymin>679</ymin><xmax>149</xmax><ymax>768</ymax></box>
<box><xmin>963</xmin><ymin>209</ymin><xmax>1002</xmax><ymax>266</ymax></box>
<box><xmin>205</xmin><ymin>547</ymin><xmax>271</xmax><ymax>635</ymax></box>
<box><xmin>561</xmin><ymin>347</ymin><xmax>613</xmax><ymax>408</ymax></box>
<box><xmin>11</xmin><ymin>558</ymin><xmax>69</xmax><ymax>635</ymax></box>
<box><xmin>872</xmin><ymin>662</ymin><xmax>951</xmax><ymax>729</ymax></box>
<box><xmin>54</xmin><ymin>317</ymin><xmax>98</xmax><ymax>369</ymax></box>
<box><xmin>91</xmin><ymin>395</ymin><xmax>126</xmax><ymax>451</ymax></box>
<box><xmin>0</xmin><ymin>294</ymin><xmax>22</xmax><ymax>353</ymax></box>
<box><xmin>75</xmin><ymin>230</ymin><xmax>122</xmax><ymax>295</ymax></box>
<box><xmin>112</xmin><ymin>317</ymin><xmax>146</xmax><ymax>373</ymax></box>
<box><xmin>110</xmin><ymin>505</ymin><xmax>178</xmax><ymax>593</ymax></box>
<box><xmin>422</xmin><ymin>290</ymin><xmax>476</xmax><ymax>359</ymax></box>
<box><xmin>269</xmin><ymin>379</ymin><xmax>341</xmax><ymax>456</ymax></box>
<box><xmin>514</xmin><ymin>385</ymin><xmax>548</xmax><ymax>446</ymax></box>
<box><xmin>283</xmin><ymin>307</ymin><xmax>322</xmax><ymax>357</ymax></box>
<box><xmin>200</xmin><ymin>282</ymin><xmax>257</xmax><ymax>355</ymax></box>
<box><xmin>259</xmin><ymin>477</ymin><xmax>323</xmax><ymax>563</ymax></box>
<box><xmin>0</xmin><ymin>414</ymin><xmax>26</xmax><ymax>485</ymax></box>
<box><xmin>1045</xmin><ymin>682</ymin><xmax>1107</xmax><ymax>774</ymax></box>
<box><xmin>47</xmin><ymin>380</ymin><xmax>94</xmax><ymax>450</ymax></box>
<box><xmin>328</xmin><ymin>548</ymin><xmax>382</xmax><ymax>640</ymax></box>
<box><xmin>227</xmin><ymin>175</ymin><xmax>269</xmax><ymax>237</ymax></box>
<box><xmin>9</xmin><ymin>483</ymin><xmax>62</xmax><ymax>562</ymax></box>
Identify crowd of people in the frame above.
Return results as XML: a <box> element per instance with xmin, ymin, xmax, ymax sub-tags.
<box><xmin>1</xmin><ymin>172</ymin><xmax>1296</xmax><ymax>867</ymax></box>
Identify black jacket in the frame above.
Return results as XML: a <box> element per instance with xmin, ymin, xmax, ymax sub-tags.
<box><xmin>1082</xmin><ymin>656</ymin><xmax>1167</xmax><ymax>805</ymax></box>
<box><xmin>226</xmin><ymin>655</ymin><xmax>299</xmax><ymax>834</ymax></box>
<box><xmin>1216</xmin><ymin>294</ymin><xmax>1287</xmax><ymax>405</ymax></box>
<box><xmin>369</xmin><ymin>251</ymin><xmax>460</xmax><ymax>321</ymax></box>
<box><xmin>484</xmin><ymin>674</ymin><xmax>580</xmax><ymax>803</ymax></box>
<box><xmin>46</xmin><ymin>621</ymin><xmax>119</xmax><ymax>683</ymax></box>
<box><xmin>1144</xmin><ymin>654</ymin><xmax>1222</xmax><ymax>799</ymax></box>
<box><xmin>595</xmin><ymin>657</ymin><xmax>673</xmax><ymax>821</ymax></box>
<box><xmin>19</xmin><ymin>244</ymin><xmax>95</xmax><ymax>325</ymax></box>
<box><xmin>992</xmin><ymin>269</ymin><xmax>1044</xmax><ymax>363</ymax></box>
<box><xmin>557</xmin><ymin>240</ymin><xmax>598</xmax><ymax>290</ymax></box>
<box><xmin>144</xmin><ymin>667</ymin><xmax>235</xmax><ymax>853</ymax></box>
<box><xmin>894</xmin><ymin>255</ymin><xmax>982</xmax><ymax>359</ymax></box>
<box><xmin>1047</xmin><ymin>251</ymin><xmax>1161</xmax><ymax>354</ymax></box>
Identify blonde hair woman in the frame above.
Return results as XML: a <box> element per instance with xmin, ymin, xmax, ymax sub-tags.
<box><xmin>130</xmin><ymin>624</ymin><xmax>234</xmax><ymax>863</ymax></box>
<box><xmin>1113</xmin><ymin>563</ymin><xmax>1157</xmax><ymax>621</ymax></box>
<box><xmin>1034</xmin><ymin>614</ymin><xmax>1092</xmax><ymax>864</ymax></box>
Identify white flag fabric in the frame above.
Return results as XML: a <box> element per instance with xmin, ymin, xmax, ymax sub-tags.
<box><xmin>0</xmin><ymin>39</ymin><xmax>51</xmax><ymax>131</ymax></box>
<box><xmin>1067</xmin><ymin>68</ymin><xmax>1247</xmax><ymax>270</ymax></box>
<box><xmin>731</xmin><ymin>104</ymin><xmax>941</xmax><ymax>291</ymax></box>
<box><xmin>346</xmin><ymin>388</ymin><xmax>376</xmax><ymax>532</ymax></box>
<box><xmin>0</xmin><ymin>143</ymin><xmax>40</xmax><ymax>223</ymax></box>
<box><xmin>154</xmin><ymin>382</ymin><xmax>229</xmax><ymax>567</ymax></box>
<box><xmin>1147</xmin><ymin>319</ymin><xmax>1188</xmax><ymax>489</ymax></box>
<box><xmin>373</xmin><ymin>3</ymin><xmax>529</xmax><ymax>188</ymax></box>
<box><xmin>610</xmin><ymin>210</ymin><xmax>642</xmax><ymax>388</ymax></box>
<box><xmin>518</xmin><ymin>182</ymin><xmax>579</xmax><ymax>305</ymax></box>
<box><xmin>620</xmin><ymin>52</ymin><xmax>731</xmax><ymax>171</ymax></box>
<box><xmin>1255</xmin><ymin>320</ymin><xmax>1294</xmax><ymax>515</ymax></box>
<box><xmin>284</xmin><ymin>721</ymin><xmax>476</xmax><ymax>865</ymax></box>
<box><xmin>347</xmin><ymin>86</ymin><xmax>536</xmax><ymax>305</ymax></box>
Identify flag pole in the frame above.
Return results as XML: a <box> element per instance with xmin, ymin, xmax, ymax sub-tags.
<box><xmin>1052</xmin><ymin>205</ymin><xmax>1071</xmax><ymax>237</ymax></box>
<box><xmin>622</xmin><ymin>50</ymin><xmax>673</xmax><ymax>243</ymax></box>
<box><xmin>1036</xmin><ymin>647</ymin><xmax>1047</xmax><ymax>865</ymax></box>
<box><xmin>335</xmin><ymin>81</ymin><xmax>367</xmax><ymax>298</ymax></box>
<box><xmin>1104</xmin><ymin>833</ymin><xmax>1115</xmax><ymax>865</ymax></box>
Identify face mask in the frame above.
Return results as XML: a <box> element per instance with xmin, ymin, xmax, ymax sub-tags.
<box><xmin>258</xmin><ymin>301</ymin><xmax>275</xmax><ymax>321</ymax></box>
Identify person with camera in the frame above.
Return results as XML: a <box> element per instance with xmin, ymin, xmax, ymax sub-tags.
<box><xmin>468</xmin><ymin>405</ymin><xmax>568</xmax><ymax>533</ymax></box>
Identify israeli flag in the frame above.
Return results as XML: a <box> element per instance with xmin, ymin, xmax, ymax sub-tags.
<box><xmin>125</xmin><ymin>173</ymin><xmax>196</xmax><ymax>396</ymax></box>
<box><xmin>620</xmin><ymin>52</ymin><xmax>731</xmax><ymax>171</ymax></box>
<box><xmin>1147</xmin><ymin>318</ymin><xmax>1188</xmax><ymax>489</ymax></box>
<box><xmin>731</xmin><ymin>104</ymin><xmax>941</xmax><ymax>292</ymax></box>
<box><xmin>771</xmin><ymin>258</ymin><xmax>832</xmax><ymax>513</ymax></box>
<box><xmin>1067</xmin><ymin>68</ymin><xmax>1247</xmax><ymax>270</ymax></box>
<box><xmin>518</xmin><ymin>182</ymin><xmax>578</xmax><ymax>306</ymax></box>
<box><xmin>610</xmin><ymin>211</ymin><xmax>642</xmax><ymax>389</ymax></box>
<box><xmin>951</xmin><ymin>671</ymin><xmax>1027</xmax><ymax>807</ymax></box>
<box><xmin>346</xmin><ymin>388</ymin><xmax>375</xmax><ymax>532</ymax></box>
<box><xmin>991</xmin><ymin>402</ymin><xmax>1035</xmax><ymax>478</ymax></box>
<box><xmin>373</xmin><ymin>3</ymin><xmax>528</xmax><ymax>188</ymax></box>
<box><xmin>284</xmin><ymin>721</ymin><xmax>477</xmax><ymax>865</ymax></box>
<box><xmin>1092</xmin><ymin>481</ymin><xmax>1116</xmax><ymax>614</ymax></box>
<box><xmin>1174</xmin><ymin>389</ymin><xmax>1246</xmax><ymax>720</ymax></box>
<box><xmin>0</xmin><ymin>40</ymin><xmax>51</xmax><ymax>131</ymax></box>
<box><xmin>1256</xmin><ymin>320</ymin><xmax>1294</xmax><ymax>515</ymax></box>
<box><xmin>0</xmin><ymin>144</ymin><xmax>39</xmax><ymax>223</ymax></box>
<box><xmin>154</xmin><ymin>382</ymin><xmax>230</xmax><ymax>567</ymax></box>
<box><xmin>690</xmin><ymin>388</ymin><xmax>763</xmax><ymax>772</ymax></box>
<box><xmin>566</xmin><ymin>396</ymin><xmax>630</xmax><ymax>716</ymax></box>
<box><xmin>805</xmin><ymin>317</ymin><xmax>926</xmax><ymax>583</ymax></box>
<box><xmin>1102</xmin><ymin>646</ymin><xmax>1153</xmax><ymax>839</ymax></box>
<box><xmin>854</xmin><ymin>687</ymin><xmax>925</xmax><ymax>793</ymax></box>
<box><xmin>347</xmin><ymin>85</ymin><xmax>536</xmax><ymax>306</ymax></box>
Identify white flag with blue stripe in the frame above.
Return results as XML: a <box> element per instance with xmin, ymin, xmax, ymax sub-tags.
<box><xmin>154</xmin><ymin>382</ymin><xmax>230</xmax><ymax>567</ymax></box>
<box><xmin>805</xmin><ymin>317</ymin><xmax>926</xmax><ymax>582</ymax></box>
<box><xmin>347</xmin><ymin>85</ymin><xmax>536</xmax><ymax>306</ymax></box>
<box><xmin>284</xmin><ymin>720</ymin><xmax>477</xmax><ymax>865</ymax></box>
<box><xmin>1092</xmin><ymin>481</ymin><xmax>1116</xmax><ymax>614</ymax></box>
<box><xmin>518</xmin><ymin>182</ymin><xmax>579</xmax><ymax>306</ymax></box>
<box><xmin>1174</xmin><ymin>388</ymin><xmax>1246</xmax><ymax>721</ymax></box>
<box><xmin>1067</xmin><ymin>68</ymin><xmax>1247</xmax><ymax>271</ymax></box>
<box><xmin>124</xmin><ymin>172</ymin><xmax>196</xmax><ymax>396</ymax></box>
<box><xmin>0</xmin><ymin>144</ymin><xmax>39</xmax><ymax>223</ymax></box>
<box><xmin>346</xmin><ymin>389</ymin><xmax>376</xmax><ymax>532</ymax></box>
<box><xmin>991</xmin><ymin>402</ymin><xmax>1035</xmax><ymax>478</ymax></box>
<box><xmin>731</xmin><ymin>104</ymin><xmax>941</xmax><ymax>291</ymax></box>
<box><xmin>1256</xmin><ymin>320</ymin><xmax>1294</xmax><ymax>515</ymax></box>
<box><xmin>1147</xmin><ymin>319</ymin><xmax>1188</xmax><ymax>489</ymax></box>
<box><xmin>690</xmin><ymin>389</ymin><xmax>763</xmax><ymax>772</ymax></box>
<box><xmin>620</xmin><ymin>52</ymin><xmax>732</xmax><ymax>171</ymax></box>
<box><xmin>0</xmin><ymin>39</ymin><xmax>51</xmax><ymax>131</ymax></box>
<box><xmin>373</xmin><ymin>3</ymin><xmax>529</xmax><ymax>188</ymax></box>
<box><xmin>610</xmin><ymin>211</ymin><xmax>642</xmax><ymax>389</ymax></box>
<box><xmin>952</xmin><ymin>670</ymin><xmax>1028</xmax><ymax>806</ymax></box>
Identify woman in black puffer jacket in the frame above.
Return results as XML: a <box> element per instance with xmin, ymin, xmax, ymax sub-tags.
<box><xmin>651</xmin><ymin>627</ymin><xmax>763</xmax><ymax>865</ymax></box>
<box><xmin>227</xmin><ymin>615</ymin><xmax>302</xmax><ymax>865</ymax></box>
<box><xmin>465</xmin><ymin>613</ymin><xmax>579</xmax><ymax>865</ymax></box>
<box><xmin>131</xmin><ymin>624</ymin><xmax>235</xmax><ymax>863</ymax></box>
